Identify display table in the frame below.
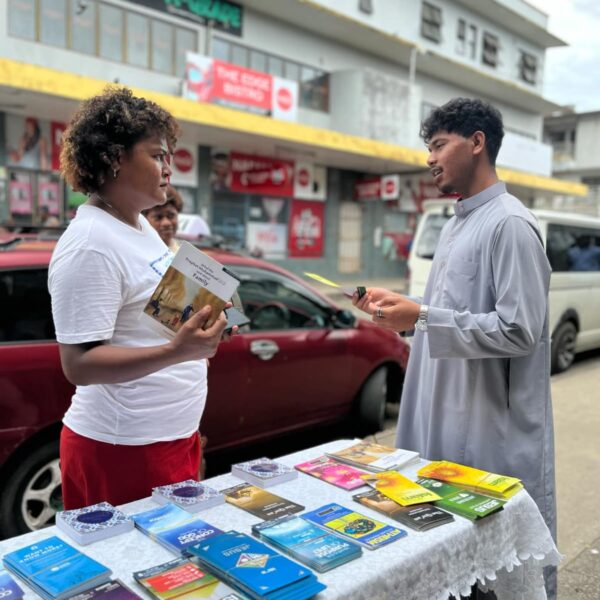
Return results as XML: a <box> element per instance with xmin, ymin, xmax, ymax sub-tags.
<box><xmin>0</xmin><ymin>439</ymin><xmax>561</xmax><ymax>600</ymax></box>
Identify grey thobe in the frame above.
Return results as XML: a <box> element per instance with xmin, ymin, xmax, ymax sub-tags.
<box><xmin>396</xmin><ymin>182</ymin><xmax>556</xmax><ymax>545</ymax></box>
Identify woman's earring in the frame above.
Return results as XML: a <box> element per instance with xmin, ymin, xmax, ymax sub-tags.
<box><xmin>113</xmin><ymin>169</ymin><xmax>118</xmax><ymax>179</ymax></box>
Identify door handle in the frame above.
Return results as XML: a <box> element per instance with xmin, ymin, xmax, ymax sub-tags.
<box><xmin>250</xmin><ymin>339</ymin><xmax>280</xmax><ymax>360</ymax></box>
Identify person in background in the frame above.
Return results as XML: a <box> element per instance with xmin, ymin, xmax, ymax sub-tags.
<box><xmin>143</xmin><ymin>185</ymin><xmax>183</xmax><ymax>252</ymax></box>
<box><xmin>39</xmin><ymin>205</ymin><xmax>60</xmax><ymax>227</ymax></box>
<box><xmin>9</xmin><ymin>117</ymin><xmax>50</xmax><ymax>171</ymax></box>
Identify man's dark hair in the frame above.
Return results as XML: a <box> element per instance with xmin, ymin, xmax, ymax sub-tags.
<box><xmin>420</xmin><ymin>98</ymin><xmax>505</xmax><ymax>165</ymax></box>
<box><xmin>61</xmin><ymin>86</ymin><xmax>180</xmax><ymax>194</ymax></box>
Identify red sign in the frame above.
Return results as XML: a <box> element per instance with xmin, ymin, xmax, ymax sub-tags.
<box><xmin>229</xmin><ymin>152</ymin><xmax>294</xmax><ymax>197</ymax></box>
<box><xmin>289</xmin><ymin>200</ymin><xmax>324</xmax><ymax>258</ymax></box>
<box><xmin>173</xmin><ymin>148</ymin><xmax>193</xmax><ymax>173</ymax></box>
<box><xmin>354</xmin><ymin>178</ymin><xmax>381</xmax><ymax>200</ymax></box>
<box><xmin>211</xmin><ymin>60</ymin><xmax>272</xmax><ymax>111</ymax></box>
<box><xmin>50</xmin><ymin>121</ymin><xmax>67</xmax><ymax>172</ymax></box>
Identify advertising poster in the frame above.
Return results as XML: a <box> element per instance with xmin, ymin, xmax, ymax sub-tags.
<box><xmin>38</xmin><ymin>176</ymin><xmax>61</xmax><ymax>215</ymax></box>
<box><xmin>229</xmin><ymin>152</ymin><xmax>294</xmax><ymax>197</ymax></box>
<box><xmin>288</xmin><ymin>200</ymin><xmax>324</xmax><ymax>258</ymax></box>
<box><xmin>8</xmin><ymin>173</ymin><xmax>33</xmax><ymax>215</ymax></box>
<box><xmin>246</xmin><ymin>222</ymin><xmax>288</xmax><ymax>260</ymax></box>
<box><xmin>50</xmin><ymin>121</ymin><xmax>67</xmax><ymax>172</ymax></box>
<box><xmin>5</xmin><ymin>115</ymin><xmax>52</xmax><ymax>171</ymax></box>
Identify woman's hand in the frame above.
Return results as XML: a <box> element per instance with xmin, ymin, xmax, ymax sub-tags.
<box><xmin>170</xmin><ymin>305</ymin><xmax>229</xmax><ymax>360</ymax></box>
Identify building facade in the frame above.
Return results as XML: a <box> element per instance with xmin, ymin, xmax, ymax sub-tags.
<box><xmin>0</xmin><ymin>0</ymin><xmax>587</xmax><ymax>279</ymax></box>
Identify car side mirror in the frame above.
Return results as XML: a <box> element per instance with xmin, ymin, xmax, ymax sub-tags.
<box><xmin>332</xmin><ymin>309</ymin><xmax>356</xmax><ymax>329</ymax></box>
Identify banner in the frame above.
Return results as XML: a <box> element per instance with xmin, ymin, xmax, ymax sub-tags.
<box><xmin>354</xmin><ymin>174</ymin><xmax>400</xmax><ymax>201</ymax></box>
<box><xmin>289</xmin><ymin>200</ymin><xmax>325</xmax><ymax>258</ymax></box>
<box><xmin>229</xmin><ymin>152</ymin><xmax>294</xmax><ymax>197</ymax></box>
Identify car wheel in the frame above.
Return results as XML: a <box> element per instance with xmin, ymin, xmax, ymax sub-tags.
<box><xmin>551</xmin><ymin>321</ymin><xmax>577</xmax><ymax>374</ymax></box>
<box><xmin>0</xmin><ymin>440</ymin><xmax>63</xmax><ymax>539</ymax></box>
<box><xmin>355</xmin><ymin>367</ymin><xmax>388</xmax><ymax>434</ymax></box>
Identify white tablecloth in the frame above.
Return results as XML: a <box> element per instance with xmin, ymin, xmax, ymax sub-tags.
<box><xmin>0</xmin><ymin>439</ymin><xmax>561</xmax><ymax>600</ymax></box>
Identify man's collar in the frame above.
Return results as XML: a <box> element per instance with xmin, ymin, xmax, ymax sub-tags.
<box><xmin>454</xmin><ymin>181</ymin><xmax>506</xmax><ymax>217</ymax></box>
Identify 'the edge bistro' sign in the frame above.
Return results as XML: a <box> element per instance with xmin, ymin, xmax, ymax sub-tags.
<box><xmin>132</xmin><ymin>0</ymin><xmax>243</xmax><ymax>36</ymax></box>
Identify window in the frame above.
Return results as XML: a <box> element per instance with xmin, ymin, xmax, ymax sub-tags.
<box><xmin>231</xmin><ymin>44</ymin><xmax>249</xmax><ymax>68</ymax></box>
<box><xmin>268</xmin><ymin>56</ymin><xmax>284</xmax><ymax>77</ymax></box>
<box><xmin>456</xmin><ymin>19</ymin><xmax>466</xmax><ymax>54</ymax></box>
<box><xmin>175</xmin><ymin>27</ymin><xmax>196</xmax><ymax>76</ymax></box>
<box><xmin>99</xmin><ymin>3</ymin><xmax>123</xmax><ymax>62</ymax></box>
<box><xmin>9</xmin><ymin>0</ymin><xmax>36</xmax><ymax>40</ymax></box>
<box><xmin>300</xmin><ymin>67</ymin><xmax>329</xmax><ymax>112</ymax></box>
<box><xmin>519</xmin><ymin>51</ymin><xmax>537</xmax><ymax>85</ymax></box>
<box><xmin>152</xmin><ymin>20</ymin><xmax>174</xmax><ymax>74</ymax></box>
<box><xmin>482</xmin><ymin>32</ymin><xmax>499</xmax><ymax>67</ymax></box>
<box><xmin>421</xmin><ymin>2</ymin><xmax>443</xmax><ymax>43</ymax></box>
<box><xmin>546</xmin><ymin>224</ymin><xmax>600</xmax><ymax>272</ymax></box>
<box><xmin>467</xmin><ymin>24</ymin><xmax>477</xmax><ymax>59</ymax></box>
<box><xmin>212</xmin><ymin>37</ymin><xmax>230</xmax><ymax>61</ymax></box>
<box><xmin>71</xmin><ymin>0</ymin><xmax>96</xmax><ymax>55</ymax></box>
<box><xmin>40</xmin><ymin>0</ymin><xmax>66</xmax><ymax>47</ymax></box>
<box><xmin>250</xmin><ymin>50</ymin><xmax>267</xmax><ymax>73</ymax></box>
<box><xmin>126</xmin><ymin>12</ymin><xmax>149</xmax><ymax>69</ymax></box>
<box><xmin>416</xmin><ymin>213</ymin><xmax>451</xmax><ymax>259</ymax></box>
<box><xmin>285</xmin><ymin>62</ymin><xmax>300</xmax><ymax>82</ymax></box>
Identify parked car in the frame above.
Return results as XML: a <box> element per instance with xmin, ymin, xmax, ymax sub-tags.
<box><xmin>408</xmin><ymin>200</ymin><xmax>600</xmax><ymax>374</ymax></box>
<box><xmin>0</xmin><ymin>238</ymin><xmax>410</xmax><ymax>538</ymax></box>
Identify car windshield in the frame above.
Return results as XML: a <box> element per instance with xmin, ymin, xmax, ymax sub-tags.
<box><xmin>415</xmin><ymin>213</ymin><xmax>452</xmax><ymax>259</ymax></box>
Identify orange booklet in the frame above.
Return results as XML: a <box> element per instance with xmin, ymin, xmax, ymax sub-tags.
<box><xmin>361</xmin><ymin>471</ymin><xmax>441</xmax><ymax>506</ymax></box>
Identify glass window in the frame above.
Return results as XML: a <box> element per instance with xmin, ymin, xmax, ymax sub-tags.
<box><xmin>467</xmin><ymin>24</ymin><xmax>477</xmax><ymax>59</ymax></box>
<box><xmin>482</xmin><ymin>32</ymin><xmax>499</xmax><ymax>67</ymax></box>
<box><xmin>40</xmin><ymin>0</ymin><xmax>67</xmax><ymax>47</ymax></box>
<box><xmin>421</xmin><ymin>2</ymin><xmax>443</xmax><ymax>43</ymax></box>
<box><xmin>456</xmin><ymin>18</ymin><xmax>466</xmax><ymax>54</ymax></box>
<box><xmin>126</xmin><ymin>12</ymin><xmax>149</xmax><ymax>68</ymax></box>
<box><xmin>519</xmin><ymin>51</ymin><xmax>537</xmax><ymax>85</ymax></box>
<box><xmin>211</xmin><ymin>37</ymin><xmax>230</xmax><ymax>61</ymax></box>
<box><xmin>152</xmin><ymin>20</ymin><xmax>174</xmax><ymax>74</ymax></box>
<box><xmin>99</xmin><ymin>3</ymin><xmax>123</xmax><ymax>62</ymax></box>
<box><xmin>300</xmin><ymin>68</ymin><xmax>329</xmax><ymax>112</ymax></box>
<box><xmin>268</xmin><ymin>56</ymin><xmax>284</xmax><ymax>77</ymax></box>
<box><xmin>175</xmin><ymin>28</ymin><xmax>196</xmax><ymax>77</ymax></box>
<box><xmin>71</xmin><ymin>0</ymin><xmax>96</xmax><ymax>55</ymax></box>
<box><xmin>8</xmin><ymin>0</ymin><xmax>36</xmax><ymax>40</ymax></box>
<box><xmin>547</xmin><ymin>224</ymin><xmax>600</xmax><ymax>272</ymax></box>
<box><xmin>231</xmin><ymin>43</ymin><xmax>248</xmax><ymax>67</ymax></box>
<box><xmin>285</xmin><ymin>61</ymin><xmax>300</xmax><ymax>81</ymax></box>
<box><xmin>416</xmin><ymin>212</ymin><xmax>451</xmax><ymax>259</ymax></box>
<box><xmin>250</xmin><ymin>50</ymin><xmax>267</xmax><ymax>73</ymax></box>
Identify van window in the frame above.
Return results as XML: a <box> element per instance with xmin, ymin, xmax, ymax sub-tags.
<box><xmin>546</xmin><ymin>224</ymin><xmax>600</xmax><ymax>272</ymax></box>
<box><xmin>415</xmin><ymin>213</ymin><xmax>451</xmax><ymax>259</ymax></box>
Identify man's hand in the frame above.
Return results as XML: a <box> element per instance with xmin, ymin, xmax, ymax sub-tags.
<box><xmin>354</xmin><ymin>288</ymin><xmax>420</xmax><ymax>332</ymax></box>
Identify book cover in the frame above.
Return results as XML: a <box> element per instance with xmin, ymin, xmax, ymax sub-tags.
<box><xmin>142</xmin><ymin>241</ymin><xmax>240</xmax><ymax>338</ymax></box>
<box><xmin>353</xmin><ymin>489</ymin><xmax>454</xmax><ymax>531</ymax></box>
<box><xmin>67</xmin><ymin>580</ymin><xmax>141</xmax><ymax>600</ymax></box>
<box><xmin>417</xmin><ymin>461</ymin><xmax>523</xmax><ymax>499</ymax></box>
<box><xmin>301</xmin><ymin>503</ymin><xmax>406</xmax><ymax>550</ymax></box>
<box><xmin>221</xmin><ymin>483</ymin><xmax>304</xmax><ymax>521</ymax></box>
<box><xmin>152</xmin><ymin>480</ymin><xmax>225</xmax><ymax>513</ymax></box>
<box><xmin>132</xmin><ymin>504</ymin><xmax>224</xmax><ymax>555</ymax></box>
<box><xmin>418</xmin><ymin>478</ymin><xmax>506</xmax><ymax>520</ymax></box>
<box><xmin>326</xmin><ymin>442</ymin><xmax>419</xmax><ymax>472</ymax></box>
<box><xmin>294</xmin><ymin>456</ymin><xmax>368</xmax><ymax>490</ymax></box>
<box><xmin>56</xmin><ymin>502</ymin><xmax>134</xmax><ymax>545</ymax></box>
<box><xmin>361</xmin><ymin>471</ymin><xmax>442</xmax><ymax>506</ymax></box>
<box><xmin>134</xmin><ymin>557</ymin><xmax>244</xmax><ymax>600</ymax></box>
<box><xmin>0</xmin><ymin>569</ymin><xmax>24</xmax><ymax>600</ymax></box>
<box><xmin>231</xmin><ymin>458</ymin><xmax>297</xmax><ymax>488</ymax></box>
<box><xmin>252</xmin><ymin>515</ymin><xmax>362</xmax><ymax>573</ymax></box>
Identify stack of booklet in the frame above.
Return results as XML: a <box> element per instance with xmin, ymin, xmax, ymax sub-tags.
<box><xmin>56</xmin><ymin>502</ymin><xmax>134</xmax><ymax>545</ymax></box>
<box><xmin>294</xmin><ymin>456</ymin><xmax>368</xmax><ymax>490</ymax></box>
<box><xmin>222</xmin><ymin>483</ymin><xmax>304</xmax><ymax>521</ymax></box>
<box><xmin>151</xmin><ymin>480</ymin><xmax>225</xmax><ymax>513</ymax></box>
<box><xmin>252</xmin><ymin>515</ymin><xmax>362</xmax><ymax>572</ymax></box>
<box><xmin>327</xmin><ymin>441</ymin><xmax>420</xmax><ymax>472</ymax></box>
<box><xmin>231</xmin><ymin>458</ymin><xmax>297</xmax><ymax>488</ymax></box>
<box><xmin>360</xmin><ymin>471</ymin><xmax>442</xmax><ymax>506</ymax></box>
<box><xmin>0</xmin><ymin>568</ymin><xmax>24</xmax><ymax>600</ymax></box>
<box><xmin>132</xmin><ymin>504</ymin><xmax>223</xmax><ymax>556</ymax></box>
<box><xmin>188</xmin><ymin>530</ymin><xmax>326</xmax><ymax>600</ymax></box>
<box><xmin>2</xmin><ymin>536</ymin><xmax>112</xmax><ymax>600</ymax></box>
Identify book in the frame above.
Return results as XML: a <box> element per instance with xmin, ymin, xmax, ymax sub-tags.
<box><xmin>353</xmin><ymin>489</ymin><xmax>454</xmax><ymax>531</ymax></box>
<box><xmin>151</xmin><ymin>480</ymin><xmax>225</xmax><ymax>513</ymax></box>
<box><xmin>142</xmin><ymin>241</ymin><xmax>240</xmax><ymax>338</ymax></box>
<box><xmin>301</xmin><ymin>503</ymin><xmax>406</xmax><ymax>550</ymax></box>
<box><xmin>294</xmin><ymin>456</ymin><xmax>368</xmax><ymax>490</ymax></box>
<box><xmin>188</xmin><ymin>530</ymin><xmax>326</xmax><ymax>600</ymax></box>
<box><xmin>231</xmin><ymin>458</ymin><xmax>297</xmax><ymax>488</ymax></box>
<box><xmin>67</xmin><ymin>580</ymin><xmax>141</xmax><ymax>600</ymax></box>
<box><xmin>56</xmin><ymin>502</ymin><xmax>134</xmax><ymax>546</ymax></box>
<box><xmin>221</xmin><ymin>483</ymin><xmax>304</xmax><ymax>521</ymax></box>
<box><xmin>133</xmin><ymin>557</ymin><xmax>244</xmax><ymax>600</ymax></box>
<box><xmin>417</xmin><ymin>460</ymin><xmax>524</xmax><ymax>500</ymax></box>
<box><xmin>2</xmin><ymin>536</ymin><xmax>112</xmax><ymax>600</ymax></box>
<box><xmin>360</xmin><ymin>470</ymin><xmax>442</xmax><ymax>506</ymax></box>
<box><xmin>418</xmin><ymin>478</ymin><xmax>506</xmax><ymax>521</ymax></box>
<box><xmin>252</xmin><ymin>515</ymin><xmax>362</xmax><ymax>573</ymax></box>
<box><xmin>132</xmin><ymin>504</ymin><xmax>224</xmax><ymax>556</ymax></box>
<box><xmin>326</xmin><ymin>441</ymin><xmax>419</xmax><ymax>472</ymax></box>
<box><xmin>0</xmin><ymin>568</ymin><xmax>24</xmax><ymax>600</ymax></box>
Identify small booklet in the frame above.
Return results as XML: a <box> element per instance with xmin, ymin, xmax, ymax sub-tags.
<box><xmin>221</xmin><ymin>483</ymin><xmax>304</xmax><ymax>520</ymax></box>
<box><xmin>418</xmin><ymin>478</ymin><xmax>506</xmax><ymax>521</ymax></box>
<box><xmin>142</xmin><ymin>241</ymin><xmax>240</xmax><ymax>338</ymax></box>
<box><xmin>361</xmin><ymin>471</ymin><xmax>442</xmax><ymax>506</ymax></box>
<box><xmin>252</xmin><ymin>515</ymin><xmax>362</xmax><ymax>573</ymax></box>
<box><xmin>301</xmin><ymin>503</ymin><xmax>406</xmax><ymax>550</ymax></box>
<box><xmin>56</xmin><ymin>502</ymin><xmax>134</xmax><ymax>546</ymax></box>
<box><xmin>417</xmin><ymin>460</ymin><xmax>524</xmax><ymax>499</ymax></box>
<box><xmin>295</xmin><ymin>456</ymin><xmax>368</xmax><ymax>490</ymax></box>
<box><xmin>326</xmin><ymin>441</ymin><xmax>420</xmax><ymax>473</ymax></box>
<box><xmin>131</xmin><ymin>504</ymin><xmax>224</xmax><ymax>556</ymax></box>
<box><xmin>67</xmin><ymin>580</ymin><xmax>141</xmax><ymax>600</ymax></box>
<box><xmin>152</xmin><ymin>480</ymin><xmax>225</xmax><ymax>513</ymax></box>
<box><xmin>231</xmin><ymin>458</ymin><xmax>297</xmax><ymax>488</ymax></box>
<box><xmin>0</xmin><ymin>568</ymin><xmax>24</xmax><ymax>600</ymax></box>
<box><xmin>353</xmin><ymin>489</ymin><xmax>454</xmax><ymax>531</ymax></box>
<box><xmin>133</xmin><ymin>557</ymin><xmax>243</xmax><ymax>600</ymax></box>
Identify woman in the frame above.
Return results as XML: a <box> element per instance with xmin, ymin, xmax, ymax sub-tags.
<box><xmin>49</xmin><ymin>87</ymin><xmax>229</xmax><ymax>509</ymax></box>
<box><xmin>143</xmin><ymin>185</ymin><xmax>183</xmax><ymax>252</ymax></box>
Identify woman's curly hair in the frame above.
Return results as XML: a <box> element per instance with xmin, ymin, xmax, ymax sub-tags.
<box><xmin>60</xmin><ymin>87</ymin><xmax>180</xmax><ymax>194</ymax></box>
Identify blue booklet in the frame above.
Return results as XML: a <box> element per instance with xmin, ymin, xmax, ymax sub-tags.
<box><xmin>0</xmin><ymin>568</ymin><xmax>24</xmax><ymax>600</ymax></box>
<box><xmin>252</xmin><ymin>515</ymin><xmax>362</xmax><ymax>572</ymax></box>
<box><xmin>2</xmin><ymin>536</ymin><xmax>112</xmax><ymax>600</ymax></box>
<box><xmin>188</xmin><ymin>530</ymin><xmax>326</xmax><ymax>600</ymax></box>
<box><xmin>132</xmin><ymin>504</ymin><xmax>223</xmax><ymax>555</ymax></box>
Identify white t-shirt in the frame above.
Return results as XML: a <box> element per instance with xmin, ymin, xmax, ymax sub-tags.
<box><xmin>48</xmin><ymin>205</ymin><xmax>207</xmax><ymax>445</ymax></box>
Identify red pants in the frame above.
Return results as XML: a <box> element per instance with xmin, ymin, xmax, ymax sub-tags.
<box><xmin>60</xmin><ymin>425</ymin><xmax>202</xmax><ymax>510</ymax></box>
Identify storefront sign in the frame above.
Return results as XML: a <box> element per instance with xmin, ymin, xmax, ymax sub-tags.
<box><xmin>170</xmin><ymin>141</ymin><xmax>198</xmax><ymax>187</ymax></box>
<box><xmin>184</xmin><ymin>53</ymin><xmax>298</xmax><ymax>121</ymax></box>
<box><xmin>246</xmin><ymin>222</ymin><xmax>288</xmax><ymax>260</ymax></box>
<box><xmin>289</xmin><ymin>200</ymin><xmax>324</xmax><ymax>258</ymax></box>
<box><xmin>293</xmin><ymin>163</ymin><xmax>327</xmax><ymax>201</ymax></box>
<box><xmin>229</xmin><ymin>152</ymin><xmax>295</xmax><ymax>197</ymax></box>
<box><xmin>131</xmin><ymin>0</ymin><xmax>243</xmax><ymax>36</ymax></box>
<box><xmin>354</xmin><ymin>174</ymin><xmax>400</xmax><ymax>201</ymax></box>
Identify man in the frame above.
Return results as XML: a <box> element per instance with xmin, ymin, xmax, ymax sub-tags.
<box><xmin>354</xmin><ymin>98</ymin><xmax>556</xmax><ymax>598</ymax></box>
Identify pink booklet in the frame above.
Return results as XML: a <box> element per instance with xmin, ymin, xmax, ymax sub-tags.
<box><xmin>295</xmin><ymin>456</ymin><xmax>368</xmax><ymax>490</ymax></box>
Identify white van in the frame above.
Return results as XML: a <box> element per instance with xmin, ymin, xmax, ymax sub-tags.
<box><xmin>408</xmin><ymin>200</ymin><xmax>600</xmax><ymax>373</ymax></box>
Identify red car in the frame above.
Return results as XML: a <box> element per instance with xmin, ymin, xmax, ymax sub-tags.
<box><xmin>0</xmin><ymin>238</ymin><xmax>409</xmax><ymax>538</ymax></box>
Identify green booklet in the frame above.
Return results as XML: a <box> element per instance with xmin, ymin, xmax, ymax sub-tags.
<box><xmin>418</xmin><ymin>478</ymin><xmax>505</xmax><ymax>521</ymax></box>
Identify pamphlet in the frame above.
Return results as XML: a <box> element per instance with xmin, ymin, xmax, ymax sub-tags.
<box><xmin>221</xmin><ymin>483</ymin><xmax>304</xmax><ymax>521</ymax></box>
<box><xmin>361</xmin><ymin>470</ymin><xmax>442</xmax><ymax>506</ymax></box>
<box><xmin>326</xmin><ymin>441</ymin><xmax>420</xmax><ymax>472</ymax></box>
<box><xmin>295</xmin><ymin>456</ymin><xmax>368</xmax><ymax>490</ymax></box>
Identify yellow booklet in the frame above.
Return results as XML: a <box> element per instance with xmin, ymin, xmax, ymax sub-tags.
<box><xmin>417</xmin><ymin>461</ymin><xmax>523</xmax><ymax>500</ymax></box>
<box><xmin>361</xmin><ymin>471</ymin><xmax>442</xmax><ymax>506</ymax></box>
